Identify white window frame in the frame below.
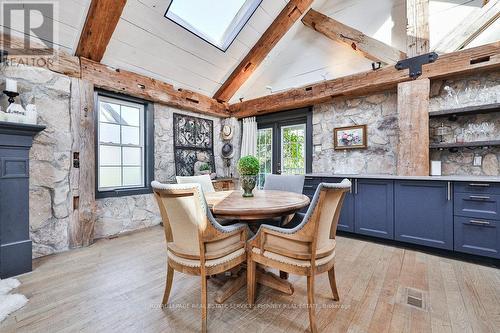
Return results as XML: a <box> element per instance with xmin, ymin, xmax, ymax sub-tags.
<box><xmin>97</xmin><ymin>95</ymin><xmax>146</xmax><ymax>192</ymax></box>
<box><xmin>280</xmin><ymin>123</ymin><xmax>306</xmax><ymax>175</ymax></box>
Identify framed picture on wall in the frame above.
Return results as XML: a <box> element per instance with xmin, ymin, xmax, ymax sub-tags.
<box><xmin>333</xmin><ymin>125</ymin><xmax>367</xmax><ymax>150</ymax></box>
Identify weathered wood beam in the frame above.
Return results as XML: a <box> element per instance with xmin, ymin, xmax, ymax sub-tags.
<box><xmin>80</xmin><ymin>58</ymin><xmax>229</xmax><ymax>117</ymax></box>
<box><xmin>213</xmin><ymin>0</ymin><xmax>313</xmax><ymax>102</ymax></box>
<box><xmin>397</xmin><ymin>79</ymin><xmax>430</xmax><ymax>176</ymax></box>
<box><xmin>433</xmin><ymin>0</ymin><xmax>499</xmax><ymax>54</ymax></box>
<box><xmin>302</xmin><ymin>9</ymin><xmax>406</xmax><ymax>64</ymax></box>
<box><xmin>0</xmin><ymin>33</ymin><xmax>81</xmax><ymax>77</ymax></box>
<box><xmin>229</xmin><ymin>42</ymin><xmax>500</xmax><ymax>117</ymax></box>
<box><xmin>406</xmin><ymin>0</ymin><xmax>430</xmax><ymax>57</ymax></box>
<box><xmin>75</xmin><ymin>0</ymin><xmax>127</xmax><ymax>62</ymax></box>
<box><xmin>69</xmin><ymin>78</ymin><xmax>97</xmax><ymax>248</ymax></box>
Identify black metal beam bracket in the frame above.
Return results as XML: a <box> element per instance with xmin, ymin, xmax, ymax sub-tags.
<box><xmin>395</xmin><ymin>52</ymin><xmax>439</xmax><ymax>79</ymax></box>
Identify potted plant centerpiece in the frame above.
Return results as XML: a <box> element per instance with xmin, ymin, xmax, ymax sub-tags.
<box><xmin>237</xmin><ymin>155</ymin><xmax>259</xmax><ymax>197</ymax></box>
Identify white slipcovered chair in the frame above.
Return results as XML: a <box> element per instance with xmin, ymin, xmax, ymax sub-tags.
<box><xmin>176</xmin><ymin>175</ymin><xmax>215</xmax><ymax>193</ymax></box>
<box><xmin>246</xmin><ymin>179</ymin><xmax>351</xmax><ymax>333</ymax></box>
<box><xmin>152</xmin><ymin>181</ymin><xmax>249</xmax><ymax>333</ymax></box>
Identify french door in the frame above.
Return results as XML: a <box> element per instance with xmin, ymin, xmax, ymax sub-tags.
<box><xmin>256</xmin><ymin>108</ymin><xmax>312</xmax><ymax>188</ymax></box>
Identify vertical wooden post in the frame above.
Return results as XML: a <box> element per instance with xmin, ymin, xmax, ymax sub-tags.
<box><xmin>406</xmin><ymin>0</ymin><xmax>429</xmax><ymax>57</ymax></box>
<box><xmin>69</xmin><ymin>78</ymin><xmax>96</xmax><ymax>248</ymax></box>
<box><xmin>397</xmin><ymin>79</ymin><xmax>430</xmax><ymax>176</ymax></box>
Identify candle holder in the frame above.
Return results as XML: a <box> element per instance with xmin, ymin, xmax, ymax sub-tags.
<box><xmin>3</xmin><ymin>90</ymin><xmax>19</xmax><ymax>105</ymax></box>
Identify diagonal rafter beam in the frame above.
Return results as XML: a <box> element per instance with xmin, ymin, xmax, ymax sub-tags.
<box><xmin>302</xmin><ymin>9</ymin><xmax>406</xmax><ymax>64</ymax></box>
<box><xmin>213</xmin><ymin>0</ymin><xmax>314</xmax><ymax>103</ymax></box>
<box><xmin>433</xmin><ymin>0</ymin><xmax>500</xmax><ymax>54</ymax></box>
<box><xmin>76</xmin><ymin>0</ymin><xmax>127</xmax><ymax>62</ymax></box>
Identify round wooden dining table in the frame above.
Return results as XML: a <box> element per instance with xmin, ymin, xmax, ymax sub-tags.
<box><xmin>204</xmin><ymin>189</ymin><xmax>310</xmax><ymax>221</ymax></box>
<box><xmin>204</xmin><ymin>189</ymin><xmax>310</xmax><ymax>304</ymax></box>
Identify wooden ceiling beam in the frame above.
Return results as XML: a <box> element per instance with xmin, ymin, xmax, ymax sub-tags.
<box><xmin>302</xmin><ymin>9</ymin><xmax>406</xmax><ymax>64</ymax></box>
<box><xmin>75</xmin><ymin>0</ymin><xmax>127</xmax><ymax>62</ymax></box>
<box><xmin>229</xmin><ymin>42</ymin><xmax>500</xmax><ymax>118</ymax></box>
<box><xmin>0</xmin><ymin>33</ymin><xmax>81</xmax><ymax>77</ymax></box>
<box><xmin>406</xmin><ymin>0</ymin><xmax>430</xmax><ymax>57</ymax></box>
<box><xmin>213</xmin><ymin>0</ymin><xmax>314</xmax><ymax>103</ymax></box>
<box><xmin>433</xmin><ymin>0</ymin><xmax>500</xmax><ymax>54</ymax></box>
<box><xmin>80</xmin><ymin>58</ymin><xmax>230</xmax><ymax>117</ymax></box>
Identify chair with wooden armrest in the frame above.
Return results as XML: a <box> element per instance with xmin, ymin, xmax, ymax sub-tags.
<box><xmin>152</xmin><ymin>181</ymin><xmax>249</xmax><ymax>333</ymax></box>
<box><xmin>246</xmin><ymin>179</ymin><xmax>351</xmax><ymax>333</ymax></box>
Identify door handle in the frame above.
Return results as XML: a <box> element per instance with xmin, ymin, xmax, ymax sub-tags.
<box><xmin>468</xmin><ymin>183</ymin><xmax>490</xmax><ymax>187</ymax></box>
<box><xmin>469</xmin><ymin>219</ymin><xmax>491</xmax><ymax>226</ymax></box>
<box><xmin>469</xmin><ymin>195</ymin><xmax>491</xmax><ymax>200</ymax></box>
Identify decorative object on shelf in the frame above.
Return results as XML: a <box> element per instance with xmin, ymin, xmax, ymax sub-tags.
<box><xmin>221</xmin><ymin>125</ymin><xmax>233</xmax><ymax>141</ymax></box>
<box><xmin>5</xmin><ymin>79</ymin><xmax>17</xmax><ymax>93</ymax></box>
<box><xmin>334</xmin><ymin>125</ymin><xmax>367</xmax><ymax>150</ymax></box>
<box><xmin>237</xmin><ymin>155</ymin><xmax>259</xmax><ymax>197</ymax></box>
<box><xmin>173</xmin><ymin>113</ymin><xmax>215</xmax><ymax>177</ymax></box>
<box><xmin>436</xmin><ymin>123</ymin><xmax>449</xmax><ymax>143</ymax></box>
<box><xmin>430</xmin><ymin>160</ymin><xmax>442</xmax><ymax>176</ymax></box>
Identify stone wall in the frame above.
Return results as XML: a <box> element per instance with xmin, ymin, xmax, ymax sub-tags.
<box><xmin>1</xmin><ymin>65</ymin><xmax>73</xmax><ymax>257</ymax></box>
<box><xmin>312</xmin><ymin>91</ymin><xmax>399</xmax><ymax>174</ymax></box>
<box><xmin>312</xmin><ymin>71</ymin><xmax>500</xmax><ymax>176</ymax></box>
<box><xmin>429</xmin><ymin>71</ymin><xmax>500</xmax><ymax>176</ymax></box>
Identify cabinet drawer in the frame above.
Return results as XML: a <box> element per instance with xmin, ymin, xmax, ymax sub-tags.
<box><xmin>454</xmin><ymin>182</ymin><xmax>500</xmax><ymax>195</ymax></box>
<box><xmin>454</xmin><ymin>217</ymin><xmax>499</xmax><ymax>258</ymax></box>
<box><xmin>454</xmin><ymin>193</ymin><xmax>500</xmax><ymax>220</ymax></box>
<box><xmin>304</xmin><ymin>176</ymin><xmax>322</xmax><ymax>187</ymax></box>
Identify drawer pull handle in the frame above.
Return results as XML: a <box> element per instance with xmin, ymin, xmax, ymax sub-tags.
<box><xmin>469</xmin><ymin>220</ymin><xmax>491</xmax><ymax>226</ymax></box>
<box><xmin>468</xmin><ymin>183</ymin><xmax>490</xmax><ymax>187</ymax></box>
<box><xmin>304</xmin><ymin>185</ymin><xmax>314</xmax><ymax>189</ymax></box>
<box><xmin>469</xmin><ymin>195</ymin><xmax>491</xmax><ymax>200</ymax></box>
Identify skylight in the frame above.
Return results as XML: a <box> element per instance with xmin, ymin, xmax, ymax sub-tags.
<box><xmin>165</xmin><ymin>0</ymin><xmax>262</xmax><ymax>52</ymax></box>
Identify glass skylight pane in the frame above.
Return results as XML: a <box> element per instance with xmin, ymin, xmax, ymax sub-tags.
<box><xmin>166</xmin><ymin>0</ymin><xmax>262</xmax><ymax>51</ymax></box>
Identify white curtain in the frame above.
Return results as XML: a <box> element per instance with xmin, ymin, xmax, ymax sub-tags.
<box><xmin>240</xmin><ymin>117</ymin><xmax>257</xmax><ymax>157</ymax></box>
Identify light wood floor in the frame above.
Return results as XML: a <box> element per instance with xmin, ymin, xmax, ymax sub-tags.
<box><xmin>2</xmin><ymin>226</ymin><xmax>499</xmax><ymax>333</ymax></box>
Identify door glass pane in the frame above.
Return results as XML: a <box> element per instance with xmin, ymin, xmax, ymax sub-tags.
<box><xmin>123</xmin><ymin>167</ymin><xmax>143</xmax><ymax>186</ymax></box>
<box><xmin>99</xmin><ymin>123</ymin><xmax>121</xmax><ymax>144</ymax></box>
<box><xmin>99</xmin><ymin>145</ymin><xmax>121</xmax><ymax>166</ymax></box>
<box><xmin>121</xmin><ymin>126</ymin><xmax>140</xmax><ymax>145</ymax></box>
<box><xmin>281</xmin><ymin>124</ymin><xmax>306</xmax><ymax>175</ymax></box>
<box><xmin>99</xmin><ymin>167</ymin><xmax>122</xmax><ymax>188</ymax></box>
<box><xmin>123</xmin><ymin>147</ymin><xmax>142</xmax><ymax>166</ymax></box>
<box><xmin>257</xmin><ymin>128</ymin><xmax>273</xmax><ymax>188</ymax></box>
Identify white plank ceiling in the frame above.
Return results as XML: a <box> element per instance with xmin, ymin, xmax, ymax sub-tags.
<box><xmin>1</xmin><ymin>0</ymin><xmax>498</xmax><ymax>101</ymax></box>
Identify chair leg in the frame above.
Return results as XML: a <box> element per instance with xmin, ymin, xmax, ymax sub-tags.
<box><xmin>328</xmin><ymin>266</ymin><xmax>340</xmax><ymax>301</ymax></box>
<box><xmin>162</xmin><ymin>264</ymin><xmax>174</xmax><ymax>306</ymax></box>
<box><xmin>307</xmin><ymin>276</ymin><xmax>318</xmax><ymax>333</ymax></box>
<box><xmin>201</xmin><ymin>275</ymin><xmax>208</xmax><ymax>333</ymax></box>
<box><xmin>247</xmin><ymin>257</ymin><xmax>256</xmax><ymax>306</ymax></box>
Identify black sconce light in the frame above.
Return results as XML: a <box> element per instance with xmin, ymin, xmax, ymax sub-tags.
<box><xmin>371</xmin><ymin>62</ymin><xmax>382</xmax><ymax>70</ymax></box>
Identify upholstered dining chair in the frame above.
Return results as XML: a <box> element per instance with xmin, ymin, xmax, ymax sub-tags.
<box><xmin>152</xmin><ymin>181</ymin><xmax>249</xmax><ymax>333</ymax></box>
<box><xmin>262</xmin><ymin>174</ymin><xmax>305</xmax><ymax>226</ymax></box>
<box><xmin>176</xmin><ymin>175</ymin><xmax>215</xmax><ymax>193</ymax></box>
<box><xmin>246</xmin><ymin>179</ymin><xmax>351</xmax><ymax>333</ymax></box>
<box><xmin>263</xmin><ymin>174</ymin><xmax>305</xmax><ymax>194</ymax></box>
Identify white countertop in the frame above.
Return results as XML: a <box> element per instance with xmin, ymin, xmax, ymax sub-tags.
<box><xmin>305</xmin><ymin>173</ymin><xmax>500</xmax><ymax>183</ymax></box>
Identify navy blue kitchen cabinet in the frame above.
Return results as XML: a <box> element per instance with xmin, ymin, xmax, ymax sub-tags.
<box><xmin>453</xmin><ymin>181</ymin><xmax>500</xmax><ymax>258</ymax></box>
<box><xmin>395</xmin><ymin>181</ymin><xmax>453</xmax><ymax>250</ymax></box>
<box><xmin>324</xmin><ymin>177</ymin><xmax>354</xmax><ymax>232</ymax></box>
<box><xmin>354</xmin><ymin>179</ymin><xmax>394</xmax><ymax>239</ymax></box>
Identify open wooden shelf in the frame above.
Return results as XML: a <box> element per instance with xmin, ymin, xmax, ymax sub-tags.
<box><xmin>430</xmin><ymin>140</ymin><xmax>500</xmax><ymax>150</ymax></box>
<box><xmin>429</xmin><ymin>103</ymin><xmax>500</xmax><ymax>119</ymax></box>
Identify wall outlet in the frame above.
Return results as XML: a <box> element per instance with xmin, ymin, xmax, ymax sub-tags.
<box><xmin>473</xmin><ymin>155</ymin><xmax>482</xmax><ymax>166</ymax></box>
